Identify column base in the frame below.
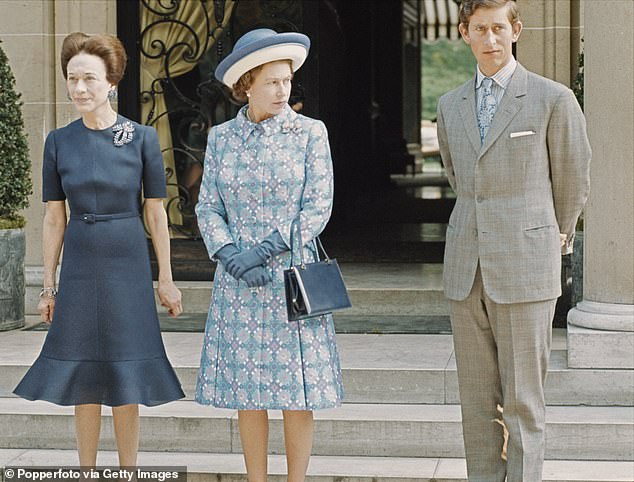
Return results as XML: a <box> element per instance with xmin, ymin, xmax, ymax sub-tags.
<box><xmin>569</xmin><ymin>300</ymin><xmax>634</xmax><ymax>331</ymax></box>
<box><xmin>568</xmin><ymin>301</ymin><xmax>634</xmax><ymax>368</ymax></box>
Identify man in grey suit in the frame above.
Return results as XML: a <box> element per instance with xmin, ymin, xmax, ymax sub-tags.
<box><xmin>436</xmin><ymin>0</ymin><xmax>591</xmax><ymax>480</ymax></box>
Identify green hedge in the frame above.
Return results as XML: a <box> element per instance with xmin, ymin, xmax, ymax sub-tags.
<box><xmin>0</xmin><ymin>39</ymin><xmax>32</xmax><ymax>229</ymax></box>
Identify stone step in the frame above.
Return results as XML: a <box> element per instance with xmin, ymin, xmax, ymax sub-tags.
<box><xmin>26</xmin><ymin>263</ymin><xmax>447</xmax><ymax>317</ymax></box>
<box><xmin>148</xmin><ymin>313</ymin><xmax>453</xmax><ymax>338</ymax></box>
<box><xmin>23</xmin><ymin>313</ymin><xmax>454</xmax><ymax>335</ymax></box>
<box><xmin>0</xmin><ymin>399</ymin><xmax>632</xmax><ymax>460</ymax></box>
<box><xmin>2</xmin><ymin>332</ymin><xmax>632</xmax><ymax>407</ymax></box>
<box><xmin>161</xmin><ymin>236</ymin><xmax>447</xmax><ymax>277</ymax></box>
<box><xmin>1</xmin><ymin>450</ymin><xmax>633</xmax><ymax>482</ymax></box>
<box><xmin>151</xmin><ymin>263</ymin><xmax>448</xmax><ymax>316</ymax></box>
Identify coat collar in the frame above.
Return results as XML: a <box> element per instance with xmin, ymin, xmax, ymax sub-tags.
<box><xmin>234</xmin><ymin>103</ymin><xmax>300</xmax><ymax>140</ymax></box>
<box><xmin>459</xmin><ymin>62</ymin><xmax>529</xmax><ymax>158</ymax></box>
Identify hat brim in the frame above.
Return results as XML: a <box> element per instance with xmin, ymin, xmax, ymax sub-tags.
<box><xmin>215</xmin><ymin>32</ymin><xmax>310</xmax><ymax>87</ymax></box>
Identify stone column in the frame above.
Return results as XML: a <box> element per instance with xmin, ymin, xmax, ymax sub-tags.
<box><xmin>0</xmin><ymin>0</ymin><xmax>56</xmax><ymax>268</ymax></box>
<box><xmin>567</xmin><ymin>0</ymin><xmax>634</xmax><ymax>369</ymax></box>
<box><xmin>52</xmin><ymin>0</ymin><xmax>118</xmax><ymax>128</ymax></box>
<box><xmin>516</xmin><ymin>0</ymin><xmax>583</xmax><ymax>87</ymax></box>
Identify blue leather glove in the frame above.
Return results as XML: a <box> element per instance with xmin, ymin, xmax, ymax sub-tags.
<box><xmin>259</xmin><ymin>229</ymin><xmax>288</xmax><ymax>257</ymax></box>
<box><xmin>225</xmin><ymin>230</ymin><xmax>288</xmax><ymax>279</ymax></box>
<box><xmin>241</xmin><ymin>266</ymin><xmax>272</xmax><ymax>287</ymax></box>
<box><xmin>214</xmin><ymin>244</ymin><xmax>240</xmax><ymax>280</ymax></box>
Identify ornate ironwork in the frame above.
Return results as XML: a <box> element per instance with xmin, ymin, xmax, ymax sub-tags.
<box><xmin>139</xmin><ymin>0</ymin><xmax>304</xmax><ymax>239</ymax></box>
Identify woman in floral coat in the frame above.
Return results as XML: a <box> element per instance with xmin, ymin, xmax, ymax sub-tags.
<box><xmin>194</xmin><ymin>28</ymin><xmax>344</xmax><ymax>480</ymax></box>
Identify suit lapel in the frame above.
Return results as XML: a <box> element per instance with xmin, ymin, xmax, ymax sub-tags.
<box><xmin>458</xmin><ymin>77</ymin><xmax>481</xmax><ymax>154</ymax></box>
<box><xmin>478</xmin><ymin>63</ymin><xmax>529</xmax><ymax>159</ymax></box>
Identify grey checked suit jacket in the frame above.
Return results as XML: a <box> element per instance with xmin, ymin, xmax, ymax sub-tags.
<box><xmin>437</xmin><ymin>63</ymin><xmax>591</xmax><ymax>303</ymax></box>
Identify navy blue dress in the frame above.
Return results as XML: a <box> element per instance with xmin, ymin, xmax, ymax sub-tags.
<box><xmin>14</xmin><ymin>115</ymin><xmax>185</xmax><ymax>407</ymax></box>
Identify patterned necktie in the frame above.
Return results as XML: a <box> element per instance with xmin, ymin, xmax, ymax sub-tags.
<box><xmin>478</xmin><ymin>77</ymin><xmax>497</xmax><ymax>144</ymax></box>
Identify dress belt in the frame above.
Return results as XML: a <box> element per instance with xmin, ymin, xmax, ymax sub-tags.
<box><xmin>70</xmin><ymin>211</ymin><xmax>140</xmax><ymax>224</ymax></box>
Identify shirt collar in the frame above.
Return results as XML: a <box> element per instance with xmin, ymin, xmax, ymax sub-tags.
<box><xmin>234</xmin><ymin>103</ymin><xmax>299</xmax><ymax>140</ymax></box>
<box><xmin>476</xmin><ymin>56</ymin><xmax>517</xmax><ymax>90</ymax></box>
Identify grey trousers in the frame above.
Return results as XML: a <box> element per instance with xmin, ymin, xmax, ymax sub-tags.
<box><xmin>449</xmin><ymin>266</ymin><xmax>556</xmax><ymax>482</ymax></box>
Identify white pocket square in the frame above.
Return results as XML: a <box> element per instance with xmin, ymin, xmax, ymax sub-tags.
<box><xmin>510</xmin><ymin>130</ymin><xmax>536</xmax><ymax>138</ymax></box>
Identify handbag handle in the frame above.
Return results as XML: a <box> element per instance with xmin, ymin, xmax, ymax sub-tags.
<box><xmin>289</xmin><ymin>217</ymin><xmax>331</xmax><ymax>269</ymax></box>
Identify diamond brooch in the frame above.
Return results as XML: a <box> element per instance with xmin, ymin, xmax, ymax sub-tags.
<box><xmin>112</xmin><ymin>121</ymin><xmax>135</xmax><ymax>147</ymax></box>
<box><xmin>281</xmin><ymin>120</ymin><xmax>302</xmax><ymax>134</ymax></box>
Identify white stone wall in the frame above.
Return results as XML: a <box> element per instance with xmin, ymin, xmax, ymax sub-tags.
<box><xmin>0</xmin><ymin>0</ymin><xmax>116</xmax><ymax>313</ymax></box>
<box><xmin>517</xmin><ymin>0</ymin><xmax>584</xmax><ymax>87</ymax></box>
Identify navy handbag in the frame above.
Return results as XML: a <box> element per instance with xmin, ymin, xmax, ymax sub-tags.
<box><xmin>284</xmin><ymin>219</ymin><xmax>352</xmax><ymax>321</ymax></box>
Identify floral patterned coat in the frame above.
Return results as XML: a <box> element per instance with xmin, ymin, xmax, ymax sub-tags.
<box><xmin>194</xmin><ymin>104</ymin><xmax>344</xmax><ymax>410</ymax></box>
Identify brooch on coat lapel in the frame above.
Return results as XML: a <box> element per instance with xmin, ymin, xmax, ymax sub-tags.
<box><xmin>281</xmin><ymin>119</ymin><xmax>302</xmax><ymax>134</ymax></box>
<box><xmin>112</xmin><ymin>121</ymin><xmax>135</xmax><ymax>147</ymax></box>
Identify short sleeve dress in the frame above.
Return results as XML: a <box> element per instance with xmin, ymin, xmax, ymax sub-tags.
<box><xmin>14</xmin><ymin>115</ymin><xmax>185</xmax><ymax>407</ymax></box>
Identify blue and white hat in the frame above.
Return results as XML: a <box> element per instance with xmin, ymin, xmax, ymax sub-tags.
<box><xmin>215</xmin><ymin>28</ymin><xmax>311</xmax><ymax>87</ymax></box>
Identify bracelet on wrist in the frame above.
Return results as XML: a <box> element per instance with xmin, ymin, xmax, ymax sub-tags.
<box><xmin>39</xmin><ymin>287</ymin><xmax>58</xmax><ymax>299</ymax></box>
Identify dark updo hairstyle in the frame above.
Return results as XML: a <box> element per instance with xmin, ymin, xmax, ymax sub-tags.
<box><xmin>60</xmin><ymin>32</ymin><xmax>127</xmax><ymax>85</ymax></box>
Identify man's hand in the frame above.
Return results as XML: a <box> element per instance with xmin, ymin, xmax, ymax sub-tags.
<box><xmin>560</xmin><ymin>233</ymin><xmax>568</xmax><ymax>248</ymax></box>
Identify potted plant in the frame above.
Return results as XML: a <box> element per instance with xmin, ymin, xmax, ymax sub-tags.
<box><xmin>0</xmin><ymin>39</ymin><xmax>33</xmax><ymax>331</ymax></box>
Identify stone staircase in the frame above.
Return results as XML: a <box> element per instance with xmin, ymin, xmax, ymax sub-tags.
<box><xmin>4</xmin><ymin>263</ymin><xmax>634</xmax><ymax>481</ymax></box>
<box><xmin>162</xmin><ymin>263</ymin><xmax>449</xmax><ymax>318</ymax></box>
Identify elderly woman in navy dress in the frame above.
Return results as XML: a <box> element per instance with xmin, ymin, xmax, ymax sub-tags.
<box><xmin>195</xmin><ymin>29</ymin><xmax>344</xmax><ymax>480</ymax></box>
<box><xmin>14</xmin><ymin>32</ymin><xmax>185</xmax><ymax>467</ymax></box>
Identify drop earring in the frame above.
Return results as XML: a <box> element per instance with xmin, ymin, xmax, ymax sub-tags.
<box><xmin>108</xmin><ymin>89</ymin><xmax>117</xmax><ymax>101</ymax></box>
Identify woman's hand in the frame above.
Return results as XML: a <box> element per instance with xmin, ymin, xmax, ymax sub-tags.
<box><xmin>40</xmin><ymin>201</ymin><xmax>67</xmax><ymax>325</ymax></box>
<box><xmin>144</xmin><ymin>199</ymin><xmax>181</xmax><ymax>317</ymax></box>
<box><xmin>38</xmin><ymin>297</ymin><xmax>56</xmax><ymax>325</ymax></box>
<box><xmin>241</xmin><ymin>266</ymin><xmax>272</xmax><ymax>288</ymax></box>
<box><xmin>225</xmin><ymin>248</ymin><xmax>266</xmax><ymax>279</ymax></box>
<box><xmin>158</xmin><ymin>280</ymin><xmax>183</xmax><ymax>318</ymax></box>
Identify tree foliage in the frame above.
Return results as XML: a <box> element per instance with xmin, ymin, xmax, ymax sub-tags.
<box><xmin>422</xmin><ymin>38</ymin><xmax>476</xmax><ymax>121</ymax></box>
<box><xmin>0</xmin><ymin>39</ymin><xmax>32</xmax><ymax>229</ymax></box>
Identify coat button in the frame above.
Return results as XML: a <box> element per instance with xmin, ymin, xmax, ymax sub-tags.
<box><xmin>476</xmin><ymin>195</ymin><xmax>484</xmax><ymax>203</ymax></box>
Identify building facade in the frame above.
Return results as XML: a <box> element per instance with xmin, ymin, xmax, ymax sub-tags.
<box><xmin>0</xmin><ymin>0</ymin><xmax>631</xmax><ymax>366</ymax></box>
